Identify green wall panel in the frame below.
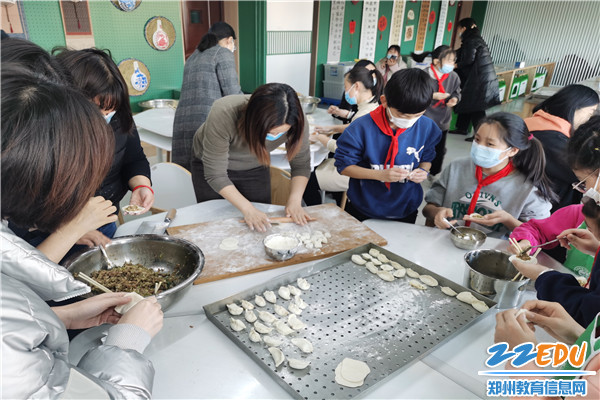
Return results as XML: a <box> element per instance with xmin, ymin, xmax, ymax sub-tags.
<box><xmin>423</xmin><ymin>1</ymin><xmax>440</xmax><ymax>52</ymax></box>
<box><xmin>471</xmin><ymin>1</ymin><xmax>488</xmax><ymax>29</ymax></box>
<box><xmin>20</xmin><ymin>0</ymin><xmax>184</xmax><ymax>113</ymax></box>
<box><xmin>442</xmin><ymin>2</ymin><xmax>459</xmax><ymax>45</ymax></box>
<box><xmin>314</xmin><ymin>1</ymin><xmax>332</xmax><ymax>98</ymax></box>
<box><xmin>21</xmin><ymin>1</ymin><xmax>65</xmax><ymax>51</ymax></box>
<box><xmin>238</xmin><ymin>1</ymin><xmax>266</xmax><ymax>93</ymax></box>
<box><xmin>374</xmin><ymin>0</ymin><xmax>394</xmax><ymax>63</ymax></box>
<box><xmin>339</xmin><ymin>0</ymin><xmax>363</xmax><ymax>62</ymax></box>
<box><xmin>88</xmin><ymin>1</ymin><xmax>184</xmax><ymax>112</ymax></box>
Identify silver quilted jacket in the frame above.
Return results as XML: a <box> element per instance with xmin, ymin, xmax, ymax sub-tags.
<box><xmin>1</xmin><ymin>222</ymin><xmax>154</xmax><ymax>399</ymax></box>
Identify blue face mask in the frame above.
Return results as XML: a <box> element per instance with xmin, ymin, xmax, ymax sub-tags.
<box><xmin>344</xmin><ymin>84</ymin><xmax>357</xmax><ymax>105</ymax></box>
<box><xmin>266</xmin><ymin>131</ymin><xmax>286</xmax><ymax>141</ymax></box>
<box><xmin>470</xmin><ymin>142</ymin><xmax>512</xmax><ymax>168</ymax></box>
<box><xmin>441</xmin><ymin>64</ymin><xmax>454</xmax><ymax>74</ymax></box>
<box><xmin>104</xmin><ymin>111</ymin><xmax>116</xmax><ymax>124</ymax></box>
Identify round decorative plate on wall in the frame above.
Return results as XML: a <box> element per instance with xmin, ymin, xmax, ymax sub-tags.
<box><xmin>118</xmin><ymin>58</ymin><xmax>150</xmax><ymax>96</ymax></box>
<box><xmin>110</xmin><ymin>0</ymin><xmax>142</xmax><ymax>12</ymax></box>
<box><xmin>144</xmin><ymin>16</ymin><xmax>176</xmax><ymax>51</ymax></box>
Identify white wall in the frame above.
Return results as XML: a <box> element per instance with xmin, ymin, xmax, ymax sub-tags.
<box><xmin>266</xmin><ymin>0</ymin><xmax>313</xmax><ymax>96</ymax></box>
<box><xmin>266</xmin><ymin>54</ymin><xmax>312</xmax><ymax>95</ymax></box>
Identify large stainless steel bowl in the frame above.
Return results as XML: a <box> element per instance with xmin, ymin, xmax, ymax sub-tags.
<box><xmin>464</xmin><ymin>249</ymin><xmax>529</xmax><ymax>309</ymax></box>
<box><xmin>138</xmin><ymin>99</ymin><xmax>179</xmax><ymax>110</ymax></box>
<box><xmin>299</xmin><ymin>96</ymin><xmax>321</xmax><ymax>114</ymax></box>
<box><xmin>64</xmin><ymin>235</ymin><xmax>204</xmax><ymax>310</ymax></box>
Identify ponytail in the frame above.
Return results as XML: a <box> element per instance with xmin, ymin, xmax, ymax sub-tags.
<box><xmin>411</xmin><ymin>52</ymin><xmax>431</xmax><ymax>63</ymax></box>
<box><xmin>345</xmin><ymin>66</ymin><xmax>383</xmax><ymax>101</ymax></box>
<box><xmin>196</xmin><ymin>21</ymin><xmax>236</xmax><ymax>52</ymax></box>
<box><xmin>478</xmin><ymin>112</ymin><xmax>557</xmax><ymax>202</ymax></box>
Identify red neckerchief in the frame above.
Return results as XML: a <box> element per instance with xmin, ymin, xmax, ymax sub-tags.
<box><xmin>369</xmin><ymin>105</ymin><xmax>407</xmax><ymax>190</ymax></box>
<box><xmin>585</xmin><ymin>247</ymin><xmax>600</xmax><ymax>288</ymax></box>
<box><xmin>465</xmin><ymin>161</ymin><xmax>515</xmax><ymax>227</ymax></box>
<box><xmin>430</xmin><ymin>64</ymin><xmax>449</xmax><ymax>108</ymax></box>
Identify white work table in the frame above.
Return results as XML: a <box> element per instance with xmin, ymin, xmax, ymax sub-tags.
<box><xmin>132</xmin><ymin>106</ymin><xmax>339</xmax><ymax>169</ymax></box>
<box><xmin>71</xmin><ymin>200</ymin><xmax>568</xmax><ymax>399</ymax></box>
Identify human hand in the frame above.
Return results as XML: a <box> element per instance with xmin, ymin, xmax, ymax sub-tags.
<box><xmin>446</xmin><ymin>98</ymin><xmax>458</xmax><ymax>107</ymax></box>
<box><xmin>558</xmin><ymin>228</ymin><xmax>600</xmax><ymax>256</ymax></box>
<box><xmin>434</xmin><ymin>208</ymin><xmax>456</xmax><ymax>229</ymax></box>
<box><xmin>520</xmin><ymin>300</ymin><xmax>585</xmax><ymax>344</ymax></box>
<box><xmin>242</xmin><ymin>206</ymin><xmax>271</xmax><ymax>232</ymax></box>
<box><xmin>508</xmin><ymin>239</ymin><xmax>531</xmax><ymax>255</ymax></box>
<box><xmin>118</xmin><ymin>296</ymin><xmax>164</xmax><ymax>338</ymax></box>
<box><xmin>130</xmin><ymin>187</ymin><xmax>154</xmax><ymax>214</ymax></box>
<box><xmin>327</xmin><ymin>105</ymin><xmax>339</xmax><ymax>115</ymax></box>
<box><xmin>285</xmin><ymin>202</ymin><xmax>310</xmax><ymax>226</ymax></box>
<box><xmin>379</xmin><ymin>167</ymin><xmax>410</xmax><ymax>183</ymax></box>
<box><xmin>52</xmin><ymin>292</ymin><xmax>131</xmax><ymax>329</ymax></box>
<box><xmin>309</xmin><ymin>132</ymin><xmax>320</xmax><ymax>143</ymax></box>
<box><xmin>495</xmin><ymin>309</ymin><xmax>537</xmax><ymax>349</ymax></box>
<box><xmin>63</xmin><ymin>196</ymin><xmax>117</xmax><ymax>236</ymax></box>
<box><xmin>463</xmin><ymin>210</ymin><xmax>511</xmax><ymax>227</ymax></box>
<box><xmin>433</xmin><ymin>92</ymin><xmax>451</xmax><ymax>101</ymax></box>
<box><xmin>407</xmin><ymin>168</ymin><xmax>429</xmax><ymax>184</ymax></box>
<box><xmin>76</xmin><ymin>230</ymin><xmax>111</xmax><ymax>247</ymax></box>
<box><xmin>510</xmin><ymin>257</ymin><xmax>551</xmax><ymax>281</ymax></box>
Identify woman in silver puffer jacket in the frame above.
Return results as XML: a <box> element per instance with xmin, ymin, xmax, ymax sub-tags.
<box><xmin>1</xmin><ymin>63</ymin><xmax>163</xmax><ymax>398</ymax></box>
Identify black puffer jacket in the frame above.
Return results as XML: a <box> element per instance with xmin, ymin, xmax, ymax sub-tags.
<box><xmin>455</xmin><ymin>28</ymin><xmax>500</xmax><ymax>113</ymax></box>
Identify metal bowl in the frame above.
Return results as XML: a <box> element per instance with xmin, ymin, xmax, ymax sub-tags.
<box><xmin>299</xmin><ymin>96</ymin><xmax>321</xmax><ymax>114</ymax></box>
<box><xmin>138</xmin><ymin>99</ymin><xmax>179</xmax><ymax>110</ymax></box>
<box><xmin>449</xmin><ymin>227</ymin><xmax>486</xmax><ymax>250</ymax></box>
<box><xmin>464</xmin><ymin>249</ymin><xmax>529</xmax><ymax>309</ymax></box>
<box><xmin>263</xmin><ymin>234</ymin><xmax>299</xmax><ymax>261</ymax></box>
<box><xmin>63</xmin><ymin>235</ymin><xmax>204</xmax><ymax>310</ymax></box>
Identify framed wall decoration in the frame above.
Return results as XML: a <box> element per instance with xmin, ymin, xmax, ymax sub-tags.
<box><xmin>388</xmin><ymin>0</ymin><xmax>405</xmax><ymax>46</ymax></box>
<box><xmin>59</xmin><ymin>0</ymin><xmax>95</xmax><ymax>49</ymax></box>
<box><xmin>144</xmin><ymin>16</ymin><xmax>176</xmax><ymax>51</ymax></box>
<box><xmin>110</xmin><ymin>0</ymin><xmax>142</xmax><ymax>12</ymax></box>
<box><xmin>118</xmin><ymin>58</ymin><xmax>150</xmax><ymax>96</ymax></box>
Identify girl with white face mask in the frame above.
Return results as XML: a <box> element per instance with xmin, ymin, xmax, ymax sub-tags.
<box><xmin>412</xmin><ymin>45</ymin><xmax>462</xmax><ymax>176</ymax></box>
<box><xmin>424</xmin><ymin>112</ymin><xmax>555</xmax><ymax>238</ymax></box>
<box><xmin>509</xmin><ymin>116</ymin><xmax>600</xmax><ymax>329</ymax></box>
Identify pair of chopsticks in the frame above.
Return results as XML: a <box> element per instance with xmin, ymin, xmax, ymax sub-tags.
<box><xmin>517</xmin><ymin>237</ymin><xmax>561</xmax><ymax>258</ymax></box>
<box><xmin>508</xmin><ymin>238</ymin><xmax>541</xmax><ymax>281</ymax></box>
<box><xmin>79</xmin><ymin>272</ymin><xmax>162</xmax><ymax>295</ymax></box>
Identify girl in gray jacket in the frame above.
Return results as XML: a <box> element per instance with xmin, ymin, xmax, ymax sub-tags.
<box><xmin>1</xmin><ymin>65</ymin><xmax>163</xmax><ymax>399</ymax></box>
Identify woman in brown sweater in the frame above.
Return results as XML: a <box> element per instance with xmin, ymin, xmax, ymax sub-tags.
<box><xmin>191</xmin><ymin>83</ymin><xmax>311</xmax><ymax>232</ymax></box>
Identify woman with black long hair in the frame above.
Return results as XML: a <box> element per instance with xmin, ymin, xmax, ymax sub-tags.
<box><xmin>525</xmin><ymin>84</ymin><xmax>599</xmax><ymax>211</ymax></box>
<box><xmin>424</xmin><ymin>112</ymin><xmax>555</xmax><ymax>238</ymax></box>
<box><xmin>173</xmin><ymin>21</ymin><xmax>243</xmax><ymax>171</ymax></box>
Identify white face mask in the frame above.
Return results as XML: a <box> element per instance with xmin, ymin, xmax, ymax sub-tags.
<box><xmin>387</xmin><ymin>108</ymin><xmax>420</xmax><ymax>129</ymax></box>
<box><xmin>582</xmin><ymin>170</ymin><xmax>600</xmax><ymax>205</ymax></box>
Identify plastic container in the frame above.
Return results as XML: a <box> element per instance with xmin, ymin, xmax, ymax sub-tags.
<box><xmin>322</xmin><ymin>80</ymin><xmax>345</xmax><ymax>100</ymax></box>
<box><xmin>323</xmin><ymin>61</ymin><xmax>355</xmax><ymax>84</ymax></box>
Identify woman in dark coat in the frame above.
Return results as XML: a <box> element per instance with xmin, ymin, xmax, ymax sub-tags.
<box><xmin>453</xmin><ymin>18</ymin><xmax>500</xmax><ymax>138</ymax></box>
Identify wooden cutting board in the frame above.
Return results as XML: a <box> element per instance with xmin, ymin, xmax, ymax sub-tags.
<box><xmin>166</xmin><ymin>203</ymin><xmax>387</xmax><ymax>284</ymax></box>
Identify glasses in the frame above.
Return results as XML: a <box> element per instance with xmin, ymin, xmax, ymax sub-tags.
<box><xmin>572</xmin><ymin>169</ymin><xmax>600</xmax><ymax>193</ymax></box>
<box><xmin>387</xmin><ymin>55</ymin><xmax>398</xmax><ymax>60</ymax></box>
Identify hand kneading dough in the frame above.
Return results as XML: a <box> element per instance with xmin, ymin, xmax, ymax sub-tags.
<box><xmin>456</xmin><ymin>291</ymin><xmax>478</xmax><ymax>304</ymax></box>
<box><xmin>115</xmin><ymin>292</ymin><xmax>144</xmax><ymax>314</ymax></box>
<box><xmin>219</xmin><ymin>237</ymin><xmax>239</xmax><ymax>250</ymax></box>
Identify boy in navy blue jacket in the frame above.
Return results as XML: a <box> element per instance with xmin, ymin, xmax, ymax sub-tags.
<box><xmin>335</xmin><ymin>68</ymin><xmax>442</xmax><ymax>222</ymax></box>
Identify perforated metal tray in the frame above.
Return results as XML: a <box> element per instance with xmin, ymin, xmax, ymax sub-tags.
<box><xmin>204</xmin><ymin>244</ymin><xmax>495</xmax><ymax>399</ymax></box>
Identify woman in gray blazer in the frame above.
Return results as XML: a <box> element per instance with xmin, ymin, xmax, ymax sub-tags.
<box><xmin>172</xmin><ymin>22</ymin><xmax>242</xmax><ymax>171</ymax></box>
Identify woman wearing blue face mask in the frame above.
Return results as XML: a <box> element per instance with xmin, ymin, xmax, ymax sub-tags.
<box><xmin>424</xmin><ymin>112</ymin><xmax>555</xmax><ymax>238</ymax></box>
<box><xmin>412</xmin><ymin>45</ymin><xmax>462</xmax><ymax>176</ymax></box>
<box><xmin>191</xmin><ymin>83</ymin><xmax>311</xmax><ymax>232</ymax></box>
<box><xmin>509</xmin><ymin>116</ymin><xmax>600</xmax><ymax>328</ymax></box>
